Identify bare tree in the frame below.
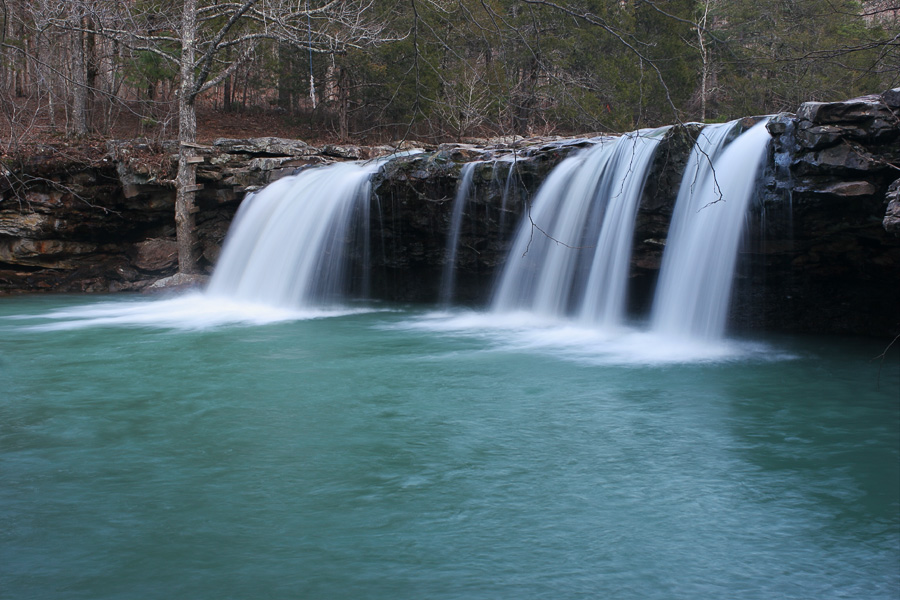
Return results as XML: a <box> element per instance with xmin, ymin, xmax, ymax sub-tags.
<box><xmin>53</xmin><ymin>0</ymin><xmax>390</xmax><ymax>273</ymax></box>
<box><xmin>694</xmin><ymin>0</ymin><xmax>712</xmax><ymax>122</ymax></box>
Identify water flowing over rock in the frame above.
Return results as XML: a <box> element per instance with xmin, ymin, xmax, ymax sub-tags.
<box><xmin>1</xmin><ymin>90</ymin><xmax>898</xmax><ymax>337</ymax></box>
<box><xmin>439</xmin><ymin>162</ymin><xmax>479</xmax><ymax>305</ymax></box>
<box><xmin>206</xmin><ymin>160</ymin><xmax>383</xmax><ymax>306</ymax></box>
<box><xmin>367</xmin><ymin>138</ymin><xmax>589</xmax><ymax>302</ymax></box>
<box><xmin>493</xmin><ymin>129</ymin><xmax>666</xmax><ymax>327</ymax></box>
<box><xmin>651</xmin><ymin>120</ymin><xmax>771</xmax><ymax>340</ymax></box>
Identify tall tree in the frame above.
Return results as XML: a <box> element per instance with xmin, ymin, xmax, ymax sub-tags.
<box><xmin>69</xmin><ymin>0</ymin><xmax>389</xmax><ymax>273</ymax></box>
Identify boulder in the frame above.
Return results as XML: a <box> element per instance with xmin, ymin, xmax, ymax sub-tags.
<box><xmin>796</xmin><ymin>94</ymin><xmax>893</xmax><ymax>125</ymax></box>
<box><xmin>765</xmin><ymin>114</ymin><xmax>794</xmax><ymax>136</ymax></box>
<box><xmin>882</xmin><ymin>88</ymin><xmax>900</xmax><ymax>109</ymax></box>
<box><xmin>794</xmin><ymin>180</ymin><xmax>877</xmax><ymax>197</ymax></box>
<box><xmin>322</xmin><ymin>144</ymin><xmax>362</xmax><ymax>159</ymax></box>
<box><xmin>793</xmin><ymin>142</ymin><xmax>883</xmax><ymax>174</ymax></box>
<box><xmin>795</xmin><ymin>124</ymin><xmax>845</xmax><ymax>150</ymax></box>
<box><xmin>146</xmin><ymin>272</ymin><xmax>209</xmax><ymax>292</ymax></box>
<box><xmin>131</xmin><ymin>238</ymin><xmax>178</xmax><ymax>272</ymax></box>
<box><xmin>214</xmin><ymin>137</ymin><xmax>312</xmax><ymax>156</ymax></box>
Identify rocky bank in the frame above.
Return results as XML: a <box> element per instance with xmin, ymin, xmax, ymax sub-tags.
<box><xmin>1</xmin><ymin>90</ymin><xmax>898</xmax><ymax>337</ymax></box>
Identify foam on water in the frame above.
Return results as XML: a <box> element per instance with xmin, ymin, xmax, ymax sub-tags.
<box><xmin>5</xmin><ymin>294</ymin><xmax>380</xmax><ymax>332</ymax></box>
<box><xmin>389</xmin><ymin>309</ymin><xmax>794</xmax><ymax>366</ymax></box>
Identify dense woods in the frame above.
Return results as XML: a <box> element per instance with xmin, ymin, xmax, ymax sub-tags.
<box><xmin>1</xmin><ymin>0</ymin><xmax>897</xmax><ymax>146</ymax></box>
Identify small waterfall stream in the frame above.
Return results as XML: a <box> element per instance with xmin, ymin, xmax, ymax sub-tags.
<box><xmin>206</xmin><ymin>160</ymin><xmax>382</xmax><ymax>307</ymax></box>
<box><xmin>492</xmin><ymin>129</ymin><xmax>666</xmax><ymax>327</ymax></box>
<box><xmin>651</xmin><ymin>119</ymin><xmax>772</xmax><ymax>340</ymax></box>
<box><xmin>439</xmin><ymin>162</ymin><xmax>479</xmax><ymax>306</ymax></box>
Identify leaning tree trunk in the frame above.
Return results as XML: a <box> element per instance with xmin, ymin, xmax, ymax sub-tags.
<box><xmin>175</xmin><ymin>0</ymin><xmax>200</xmax><ymax>274</ymax></box>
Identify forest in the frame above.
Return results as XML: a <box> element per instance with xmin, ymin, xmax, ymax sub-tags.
<box><xmin>1</xmin><ymin>0</ymin><xmax>898</xmax><ymax>147</ymax></box>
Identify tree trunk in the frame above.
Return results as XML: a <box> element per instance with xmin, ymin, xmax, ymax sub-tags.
<box><xmin>277</xmin><ymin>42</ymin><xmax>292</xmax><ymax>112</ymax></box>
<box><xmin>697</xmin><ymin>0</ymin><xmax>711</xmax><ymax>122</ymax></box>
<box><xmin>338</xmin><ymin>66</ymin><xmax>350</xmax><ymax>141</ymax></box>
<box><xmin>70</xmin><ymin>21</ymin><xmax>89</xmax><ymax>136</ymax></box>
<box><xmin>85</xmin><ymin>17</ymin><xmax>98</xmax><ymax>127</ymax></box>
<box><xmin>14</xmin><ymin>3</ymin><xmax>26</xmax><ymax>98</ymax></box>
<box><xmin>223</xmin><ymin>44</ymin><xmax>233</xmax><ymax>111</ymax></box>
<box><xmin>175</xmin><ymin>0</ymin><xmax>200</xmax><ymax>274</ymax></box>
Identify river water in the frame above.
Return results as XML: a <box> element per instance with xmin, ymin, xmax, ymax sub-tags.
<box><xmin>1</xmin><ymin>294</ymin><xmax>898</xmax><ymax>599</ymax></box>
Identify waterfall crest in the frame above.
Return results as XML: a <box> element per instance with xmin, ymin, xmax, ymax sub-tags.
<box><xmin>492</xmin><ymin>129</ymin><xmax>666</xmax><ymax>327</ymax></box>
<box><xmin>650</xmin><ymin>120</ymin><xmax>772</xmax><ymax>340</ymax></box>
<box><xmin>206</xmin><ymin>160</ymin><xmax>382</xmax><ymax>307</ymax></box>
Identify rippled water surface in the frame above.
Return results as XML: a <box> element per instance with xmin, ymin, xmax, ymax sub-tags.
<box><xmin>1</xmin><ymin>295</ymin><xmax>898</xmax><ymax>599</ymax></box>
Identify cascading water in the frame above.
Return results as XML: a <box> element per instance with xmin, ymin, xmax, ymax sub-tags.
<box><xmin>492</xmin><ymin>128</ymin><xmax>666</xmax><ymax>327</ymax></box>
<box><xmin>498</xmin><ymin>156</ymin><xmax>520</xmax><ymax>234</ymax></box>
<box><xmin>651</xmin><ymin>119</ymin><xmax>772</xmax><ymax>340</ymax></box>
<box><xmin>201</xmin><ymin>119</ymin><xmax>768</xmax><ymax>343</ymax></box>
<box><xmin>206</xmin><ymin>160</ymin><xmax>382</xmax><ymax>307</ymax></box>
<box><xmin>439</xmin><ymin>162</ymin><xmax>479</xmax><ymax>306</ymax></box>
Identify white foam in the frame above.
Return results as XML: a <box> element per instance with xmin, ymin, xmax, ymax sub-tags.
<box><xmin>390</xmin><ymin>309</ymin><xmax>794</xmax><ymax>366</ymax></box>
<box><xmin>7</xmin><ymin>293</ymin><xmax>379</xmax><ymax>332</ymax></box>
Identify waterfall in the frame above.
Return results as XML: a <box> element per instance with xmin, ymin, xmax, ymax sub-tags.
<box><xmin>492</xmin><ymin>129</ymin><xmax>666</xmax><ymax>326</ymax></box>
<box><xmin>439</xmin><ymin>162</ymin><xmax>478</xmax><ymax>306</ymax></box>
<box><xmin>498</xmin><ymin>157</ymin><xmax>519</xmax><ymax>234</ymax></box>
<box><xmin>651</xmin><ymin>119</ymin><xmax>772</xmax><ymax>340</ymax></box>
<box><xmin>206</xmin><ymin>160</ymin><xmax>382</xmax><ymax>307</ymax></box>
<box><xmin>202</xmin><ymin>121</ymin><xmax>769</xmax><ymax>339</ymax></box>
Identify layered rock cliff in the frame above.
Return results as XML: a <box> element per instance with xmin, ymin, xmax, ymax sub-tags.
<box><xmin>0</xmin><ymin>138</ymin><xmax>391</xmax><ymax>292</ymax></box>
<box><xmin>743</xmin><ymin>90</ymin><xmax>900</xmax><ymax>335</ymax></box>
<box><xmin>1</xmin><ymin>90</ymin><xmax>897</xmax><ymax>336</ymax></box>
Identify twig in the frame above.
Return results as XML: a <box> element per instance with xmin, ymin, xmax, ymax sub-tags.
<box><xmin>873</xmin><ymin>332</ymin><xmax>900</xmax><ymax>391</ymax></box>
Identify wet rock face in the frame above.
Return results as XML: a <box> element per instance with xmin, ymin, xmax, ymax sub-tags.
<box><xmin>369</xmin><ymin>139</ymin><xmax>588</xmax><ymax>303</ymax></box>
<box><xmin>744</xmin><ymin>89</ymin><xmax>900</xmax><ymax>336</ymax></box>
<box><xmin>629</xmin><ymin>124</ymin><xmax>703</xmax><ymax>310</ymax></box>
<box><xmin>0</xmin><ymin>150</ymin><xmax>171</xmax><ymax>293</ymax></box>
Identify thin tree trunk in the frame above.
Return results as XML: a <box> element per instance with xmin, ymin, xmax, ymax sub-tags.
<box><xmin>14</xmin><ymin>4</ymin><xmax>25</xmax><ymax>98</ymax></box>
<box><xmin>70</xmin><ymin>20</ymin><xmax>88</xmax><ymax>136</ymax></box>
<box><xmin>277</xmin><ymin>42</ymin><xmax>292</xmax><ymax>111</ymax></box>
<box><xmin>338</xmin><ymin>66</ymin><xmax>350</xmax><ymax>141</ymax></box>
<box><xmin>223</xmin><ymin>45</ymin><xmax>233</xmax><ymax>111</ymax></box>
<box><xmin>241</xmin><ymin>67</ymin><xmax>248</xmax><ymax>109</ymax></box>
<box><xmin>176</xmin><ymin>0</ymin><xmax>200</xmax><ymax>274</ymax></box>
<box><xmin>697</xmin><ymin>0</ymin><xmax>711</xmax><ymax>122</ymax></box>
<box><xmin>85</xmin><ymin>17</ymin><xmax>98</xmax><ymax>129</ymax></box>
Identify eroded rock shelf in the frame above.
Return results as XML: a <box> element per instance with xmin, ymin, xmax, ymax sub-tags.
<box><xmin>1</xmin><ymin>90</ymin><xmax>898</xmax><ymax>337</ymax></box>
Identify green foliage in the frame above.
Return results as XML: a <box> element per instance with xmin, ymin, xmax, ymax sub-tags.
<box><xmin>123</xmin><ymin>49</ymin><xmax>177</xmax><ymax>92</ymax></box>
<box><xmin>707</xmin><ymin>0</ymin><xmax>893</xmax><ymax>118</ymax></box>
